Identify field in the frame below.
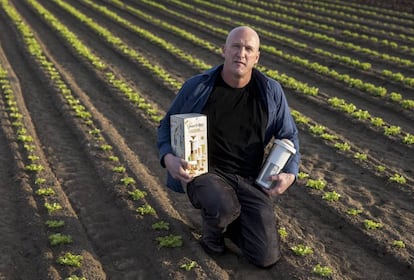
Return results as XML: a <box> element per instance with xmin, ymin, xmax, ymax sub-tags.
<box><xmin>0</xmin><ymin>0</ymin><xmax>413</xmax><ymax>279</ymax></box>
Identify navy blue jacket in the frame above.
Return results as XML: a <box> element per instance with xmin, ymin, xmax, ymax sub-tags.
<box><xmin>157</xmin><ymin>65</ymin><xmax>300</xmax><ymax>193</ymax></box>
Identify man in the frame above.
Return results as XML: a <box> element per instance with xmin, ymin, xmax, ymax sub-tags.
<box><xmin>157</xmin><ymin>26</ymin><xmax>300</xmax><ymax>268</ymax></box>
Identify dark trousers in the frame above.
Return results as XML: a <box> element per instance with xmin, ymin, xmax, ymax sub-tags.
<box><xmin>187</xmin><ymin>169</ymin><xmax>281</xmax><ymax>267</ymax></box>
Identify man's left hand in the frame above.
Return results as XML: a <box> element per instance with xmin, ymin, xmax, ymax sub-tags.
<box><xmin>263</xmin><ymin>173</ymin><xmax>296</xmax><ymax>197</ymax></box>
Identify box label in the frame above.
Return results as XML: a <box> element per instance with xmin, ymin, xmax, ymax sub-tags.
<box><xmin>171</xmin><ymin>114</ymin><xmax>208</xmax><ymax>177</ymax></box>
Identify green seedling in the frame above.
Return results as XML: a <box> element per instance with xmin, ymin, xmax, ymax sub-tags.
<box><xmin>45</xmin><ymin>220</ymin><xmax>65</xmax><ymax>228</ymax></box>
<box><xmin>384</xmin><ymin>125</ymin><xmax>401</xmax><ymax>136</ymax></box>
<box><xmin>312</xmin><ymin>264</ymin><xmax>333</xmax><ymax>277</ymax></box>
<box><xmin>323</xmin><ymin>191</ymin><xmax>341</xmax><ymax>202</ymax></box>
<box><xmin>370</xmin><ymin>117</ymin><xmax>385</xmax><ymax>127</ymax></box>
<box><xmin>56</xmin><ymin>252</ymin><xmax>83</xmax><ymax>267</ymax></box>
<box><xmin>44</xmin><ymin>202</ymin><xmax>62</xmax><ymax>213</ymax></box>
<box><xmin>389</xmin><ymin>173</ymin><xmax>406</xmax><ymax>184</ymax></box>
<box><xmin>152</xmin><ymin>221</ymin><xmax>170</xmax><ymax>230</ymax></box>
<box><xmin>28</xmin><ymin>155</ymin><xmax>40</xmax><ymax>161</ymax></box>
<box><xmin>100</xmin><ymin>144</ymin><xmax>112</xmax><ymax>151</ymax></box>
<box><xmin>180</xmin><ymin>260</ymin><xmax>197</xmax><ymax>271</ymax></box>
<box><xmin>291</xmin><ymin>244</ymin><xmax>313</xmax><ymax>256</ymax></box>
<box><xmin>392</xmin><ymin>240</ymin><xmax>405</xmax><ymax>249</ymax></box>
<box><xmin>36</xmin><ymin>187</ymin><xmax>55</xmax><ymax>196</ymax></box>
<box><xmin>136</xmin><ymin>204</ymin><xmax>156</xmax><ymax>216</ymax></box>
<box><xmin>121</xmin><ymin>176</ymin><xmax>136</xmax><ymax>186</ymax></box>
<box><xmin>364</xmin><ymin>219</ymin><xmax>383</xmax><ymax>230</ymax></box>
<box><xmin>35</xmin><ymin>177</ymin><xmax>47</xmax><ymax>184</ymax></box>
<box><xmin>403</xmin><ymin>133</ymin><xmax>414</xmax><ymax>145</ymax></box>
<box><xmin>354</xmin><ymin>152</ymin><xmax>367</xmax><ymax>161</ymax></box>
<box><xmin>112</xmin><ymin>165</ymin><xmax>126</xmax><ymax>173</ymax></box>
<box><xmin>309</xmin><ymin>125</ymin><xmax>325</xmax><ymax>135</ymax></box>
<box><xmin>297</xmin><ymin>171</ymin><xmax>309</xmax><ymax>180</ymax></box>
<box><xmin>108</xmin><ymin>155</ymin><xmax>119</xmax><ymax>162</ymax></box>
<box><xmin>49</xmin><ymin>233</ymin><xmax>73</xmax><ymax>246</ymax></box>
<box><xmin>305</xmin><ymin>178</ymin><xmax>327</xmax><ymax>190</ymax></box>
<box><xmin>128</xmin><ymin>189</ymin><xmax>147</xmax><ymax>200</ymax></box>
<box><xmin>24</xmin><ymin>163</ymin><xmax>44</xmax><ymax>172</ymax></box>
<box><xmin>24</xmin><ymin>144</ymin><xmax>35</xmax><ymax>152</ymax></box>
<box><xmin>278</xmin><ymin>227</ymin><xmax>288</xmax><ymax>240</ymax></box>
<box><xmin>346</xmin><ymin>208</ymin><xmax>363</xmax><ymax>216</ymax></box>
<box><xmin>156</xmin><ymin>234</ymin><xmax>183</xmax><ymax>248</ymax></box>
<box><xmin>334</xmin><ymin>142</ymin><xmax>351</xmax><ymax>151</ymax></box>
<box><xmin>376</xmin><ymin>165</ymin><xmax>386</xmax><ymax>172</ymax></box>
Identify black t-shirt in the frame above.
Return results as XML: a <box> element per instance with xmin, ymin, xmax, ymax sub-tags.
<box><xmin>201</xmin><ymin>74</ymin><xmax>268</xmax><ymax>178</ymax></box>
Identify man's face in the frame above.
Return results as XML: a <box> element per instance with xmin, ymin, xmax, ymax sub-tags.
<box><xmin>222</xmin><ymin>28</ymin><xmax>260</xmax><ymax>80</ymax></box>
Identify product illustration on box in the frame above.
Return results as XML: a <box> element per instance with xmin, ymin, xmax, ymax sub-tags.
<box><xmin>171</xmin><ymin>114</ymin><xmax>208</xmax><ymax>177</ymax></box>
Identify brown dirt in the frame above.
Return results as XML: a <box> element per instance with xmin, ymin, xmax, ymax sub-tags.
<box><xmin>0</xmin><ymin>0</ymin><xmax>413</xmax><ymax>279</ymax></box>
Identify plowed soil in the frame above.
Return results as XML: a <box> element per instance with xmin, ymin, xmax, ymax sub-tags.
<box><xmin>0</xmin><ymin>0</ymin><xmax>413</xmax><ymax>279</ymax></box>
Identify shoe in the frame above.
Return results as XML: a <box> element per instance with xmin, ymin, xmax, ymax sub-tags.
<box><xmin>200</xmin><ymin>238</ymin><xmax>225</xmax><ymax>256</ymax></box>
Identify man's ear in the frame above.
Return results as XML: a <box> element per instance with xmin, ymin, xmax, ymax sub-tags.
<box><xmin>221</xmin><ymin>45</ymin><xmax>226</xmax><ymax>58</ymax></box>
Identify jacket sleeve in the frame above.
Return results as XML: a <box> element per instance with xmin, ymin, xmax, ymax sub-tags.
<box><xmin>269</xmin><ymin>81</ymin><xmax>301</xmax><ymax>177</ymax></box>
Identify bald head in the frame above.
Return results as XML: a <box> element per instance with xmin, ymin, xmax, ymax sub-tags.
<box><xmin>225</xmin><ymin>26</ymin><xmax>260</xmax><ymax>50</ymax></box>
<box><xmin>221</xmin><ymin>26</ymin><xmax>260</xmax><ymax>88</ymax></box>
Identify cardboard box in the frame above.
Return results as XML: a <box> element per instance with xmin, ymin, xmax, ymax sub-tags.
<box><xmin>171</xmin><ymin>113</ymin><xmax>208</xmax><ymax>177</ymax></box>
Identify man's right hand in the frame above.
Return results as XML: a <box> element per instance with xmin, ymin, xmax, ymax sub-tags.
<box><xmin>163</xmin><ymin>153</ymin><xmax>194</xmax><ymax>183</ymax></box>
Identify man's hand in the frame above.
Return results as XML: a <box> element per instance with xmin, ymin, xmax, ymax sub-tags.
<box><xmin>263</xmin><ymin>173</ymin><xmax>295</xmax><ymax>197</ymax></box>
<box><xmin>163</xmin><ymin>153</ymin><xmax>193</xmax><ymax>183</ymax></box>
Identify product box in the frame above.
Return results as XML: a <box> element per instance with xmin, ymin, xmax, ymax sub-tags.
<box><xmin>170</xmin><ymin>113</ymin><xmax>208</xmax><ymax>177</ymax></box>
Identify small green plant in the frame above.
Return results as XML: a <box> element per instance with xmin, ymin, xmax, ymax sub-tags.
<box><xmin>403</xmin><ymin>133</ymin><xmax>414</xmax><ymax>145</ymax></box>
<box><xmin>392</xmin><ymin>240</ymin><xmax>405</xmax><ymax>249</ymax></box>
<box><xmin>364</xmin><ymin>219</ymin><xmax>383</xmax><ymax>230</ymax></box>
<box><xmin>370</xmin><ymin>117</ymin><xmax>385</xmax><ymax>127</ymax></box>
<box><xmin>136</xmin><ymin>204</ymin><xmax>156</xmax><ymax>216</ymax></box>
<box><xmin>384</xmin><ymin>125</ymin><xmax>401</xmax><ymax>136</ymax></box>
<box><xmin>309</xmin><ymin>125</ymin><xmax>326</xmax><ymax>135</ymax></box>
<box><xmin>100</xmin><ymin>144</ymin><xmax>112</xmax><ymax>151</ymax></box>
<box><xmin>152</xmin><ymin>221</ymin><xmax>170</xmax><ymax>230</ymax></box>
<box><xmin>354</xmin><ymin>152</ymin><xmax>367</xmax><ymax>161</ymax></box>
<box><xmin>121</xmin><ymin>176</ymin><xmax>136</xmax><ymax>186</ymax></box>
<box><xmin>24</xmin><ymin>163</ymin><xmax>44</xmax><ymax>172</ymax></box>
<box><xmin>321</xmin><ymin>133</ymin><xmax>338</xmax><ymax>141</ymax></box>
<box><xmin>108</xmin><ymin>155</ymin><xmax>119</xmax><ymax>162</ymax></box>
<box><xmin>278</xmin><ymin>227</ymin><xmax>288</xmax><ymax>240</ymax></box>
<box><xmin>36</xmin><ymin>187</ymin><xmax>55</xmax><ymax>196</ymax></box>
<box><xmin>28</xmin><ymin>154</ymin><xmax>40</xmax><ymax>161</ymax></box>
<box><xmin>291</xmin><ymin>244</ymin><xmax>313</xmax><ymax>256</ymax></box>
<box><xmin>49</xmin><ymin>233</ymin><xmax>73</xmax><ymax>246</ymax></box>
<box><xmin>156</xmin><ymin>234</ymin><xmax>183</xmax><ymax>248</ymax></box>
<box><xmin>305</xmin><ymin>178</ymin><xmax>327</xmax><ymax>190</ymax></box>
<box><xmin>44</xmin><ymin>202</ymin><xmax>62</xmax><ymax>213</ymax></box>
<box><xmin>346</xmin><ymin>208</ymin><xmax>363</xmax><ymax>216</ymax></box>
<box><xmin>129</xmin><ymin>189</ymin><xmax>147</xmax><ymax>200</ymax></box>
<box><xmin>45</xmin><ymin>220</ymin><xmax>65</xmax><ymax>228</ymax></box>
<box><xmin>389</xmin><ymin>173</ymin><xmax>406</xmax><ymax>184</ymax></box>
<box><xmin>180</xmin><ymin>260</ymin><xmax>197</xmax><ymax>271</ymax></box>
<box><xmin>35</xmin><ymin>177</ymin><xmax>47</xmax><ymax>184</ymax></box>
<box><xmin>334</xmin><ymin>142</ymin><xmax>351</xmax><ymax>151</ymax></box>
<box><xmin>56</xmin><ymin>252</ymin><xmax>83</xmax><ymax>267</ymax></box>
<box><xmin>376</xmin><ymin>165</ymin><xmax>386</xmax><ymax>172</ymax></box>
<box><xmin>323</xmin><ymin>191</ymin><xmax>341</xmax><ymax>202</ymax></box>
<box><xmin>312</xmin><ymin>264</ymin><xmax>333</xmax><ymax>277</ymax></box>
<box><xmin>112</xmin><ymin>165</ymin><xmax>126</xmax><ymax>173</ymax></box>
<box><xmin>297</xmin><ymin>171</ymin><xmax>309</xmax><ymax>180</ymax></box>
